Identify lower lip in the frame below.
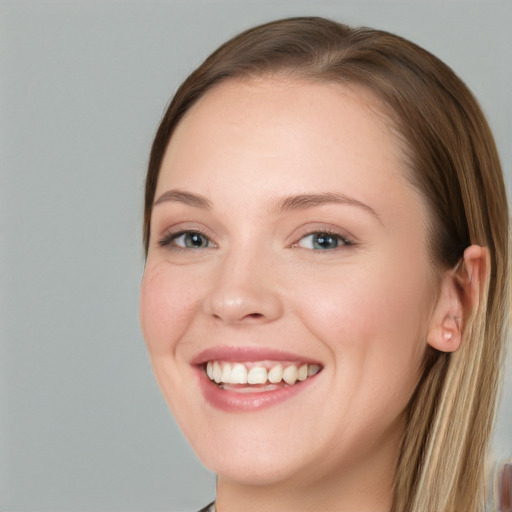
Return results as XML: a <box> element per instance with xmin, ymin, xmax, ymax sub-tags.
<box><xmin>197</xmin><ymin>368</ymin><xmax>318</xmax><ymax>412</ymax></box>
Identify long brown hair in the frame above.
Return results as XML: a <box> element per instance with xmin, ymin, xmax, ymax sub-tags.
<box><xmin>143</xmin><ymin>17</ymin><xmax>509</xmax><ymax>511</ymax></box>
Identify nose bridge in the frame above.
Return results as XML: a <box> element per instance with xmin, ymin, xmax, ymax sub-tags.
<box><xmin>203</xmin><ymin>241</ymin><xmax>283</xmax><ymax>323</ymax></box>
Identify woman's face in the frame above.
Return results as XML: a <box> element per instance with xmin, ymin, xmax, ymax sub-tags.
<box><xmin>140</xmin><ymin>79</ymin><xmax>438</xmax><ymax>488</ymax></box>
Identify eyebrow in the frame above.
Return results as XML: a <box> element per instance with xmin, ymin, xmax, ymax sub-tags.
<box><xmin>271</xmin><ymin>192</ymin><xmax>382</xmax><ymax>222</ymax></box>
<box><xmin>153</xmin><ymin>189</ymin><xmax>381</xmax><ymax>223</ymax></box>
<box><xmin>153</xmin><ymin>189</ymin><xmax>213</xmax><ymax>209</ymax></box>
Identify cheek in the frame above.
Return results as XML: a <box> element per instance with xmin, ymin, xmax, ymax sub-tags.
<box><xmin>139</xmin><ymin>263</ymin><xmax>209</xmax><ymax>444</ymax></box>
<box><xmin>292</xmin><ymin>257</ymin><xmax>432</xmax><ymax>377</ymax></box>
<box><xmin>139</xmin><ymin>262</ymin><xmax>200</xmax><ymax>357</ymax></box>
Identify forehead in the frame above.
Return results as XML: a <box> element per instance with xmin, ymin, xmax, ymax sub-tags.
<box><xmin>158</xmin><ymin>78</ymin><xmax>407</xmax><ymax>195</ymax></box>
<box><xmin>174</xmin><ymin>77</ymin><xmax>395</xmax><ymax>146</ymax></box>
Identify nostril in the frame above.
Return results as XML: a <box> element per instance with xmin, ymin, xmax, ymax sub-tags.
<box><xmin>212</xmin><ymin>312</ymin><xmax>264</xmax><ymax>321</ymax></box>
<box><xmin>247</xmin><ymin>313</ymin><xmax>264</xmax><ymax>319</ymax></box>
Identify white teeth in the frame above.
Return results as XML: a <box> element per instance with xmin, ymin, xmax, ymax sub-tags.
<box><xmin>230</xmin><ymin>363</ymin><xmax>248</xmax><ymax>384</ymax></box>
<box><xmin>267</xmin><ymin>364</ymin><xmax>283</xmax><ymax>383</ymax></box>
<box><xmin>221</xmin><ymin>363</ymin><xmax>232</xmax><ymax>383</ymax></box>
<box><xmin>213</xmin><ymin>361</ymin><xmax>222</xmax><ymax>383</ymax></box>
<box><xmin>205</xmin><ymin>361</ymin><xmax>321</xmax><ymax>387</ymax></box>
<box><xmin>297</xmin><ymin>363</ymin><xmax>308</xmax><ymax>381</ymax></box>
<box><xmin>282</xmin><ymin>365</ymin><xmax>298</xmax><ymax>385</ymax></box>
<box><xmin>206</xmin><ymin>361</ymin><xmax>214</xmax><ymax>380</ymax></box>
<box><xmin>247</xmin><ymin>367</ymin><xmax>267</xmax><ymax>385</ymax></box>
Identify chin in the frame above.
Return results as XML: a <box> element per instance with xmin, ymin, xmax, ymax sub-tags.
<box><xmin>182</xmin><ymin>411</ymin><xmax>333</xmax><ymax>488</ymax></box>
<box><xmin>203</xmin><ymin>448</ymin><xmax>312</xmax><ymax>487</ymax></box>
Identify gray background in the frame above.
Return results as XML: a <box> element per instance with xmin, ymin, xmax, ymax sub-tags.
<box><xmin>0</xmin><ymin>1</ymin><xmax>510</xmax><ymax>511</ymax></box>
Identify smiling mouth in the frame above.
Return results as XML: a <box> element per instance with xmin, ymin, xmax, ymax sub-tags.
<box><xmin>205</xmin><ymin>361</ymin><xmax>322</xmax><ymax>392</ymax></box>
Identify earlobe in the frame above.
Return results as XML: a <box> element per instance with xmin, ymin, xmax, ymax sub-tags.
<box><xmin>427</xmin><ymin>245</ymin><xmax>489</xmax><ymax>353</ymax></box>
<box><xmin>427</xmin><ymin>279</ymin><xmax>464</xmax><ymax>353</ymax></box>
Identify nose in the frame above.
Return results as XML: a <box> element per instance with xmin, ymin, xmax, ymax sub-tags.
<box><xmin>202</xmin><ymin>249</ymin><xmax>284</xmax><ymax>324</ymax></box>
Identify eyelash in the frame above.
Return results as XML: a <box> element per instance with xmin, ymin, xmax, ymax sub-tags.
<box><xmin>158</xmin><ymin>229</ymin><xmax>214</xmax><ymax>251</ymax></box>
<box><xmin>158</xmin><ymin>229</ymin><xmax>354</xmax><ymax>252</ymax></box>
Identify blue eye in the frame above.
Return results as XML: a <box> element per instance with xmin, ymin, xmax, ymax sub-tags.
<box><xmin>159</xmin><ymin>230</ymin><xmax>212</xmax><ymax>249</ymax></box>
<box><xmin>298</xmin><ymin>232</ymin><xmax>348</xmax><ymax>250</ymax></box>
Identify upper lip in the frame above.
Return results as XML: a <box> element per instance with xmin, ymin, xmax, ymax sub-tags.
<box><xmin>191</xmin><ymin>346</ymin><xmax>322</xmax><ymax>366</ymax></box>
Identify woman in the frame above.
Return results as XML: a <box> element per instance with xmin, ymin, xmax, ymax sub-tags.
<box><xmin>139</xmin><ymin>17</ymin><xmax>509</xmax><ymax>512</ymax></box>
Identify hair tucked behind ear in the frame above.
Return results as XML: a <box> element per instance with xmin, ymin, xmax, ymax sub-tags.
<box><xmin>144</xmin><ymin>17</ymin><xmax>510</xmax><ymax>511</ymax></box>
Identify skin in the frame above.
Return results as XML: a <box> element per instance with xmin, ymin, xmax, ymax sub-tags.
<box><xmin>140</xmin><ymin>78</ymin><xmax>450</xmax><ymax>511</ymax></box>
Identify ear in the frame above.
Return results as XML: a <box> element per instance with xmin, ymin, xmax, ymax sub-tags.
<box><xmin>427</xmin><ymin>245</ymin><xmax>489</xmax><ymax>352</ymax></box>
